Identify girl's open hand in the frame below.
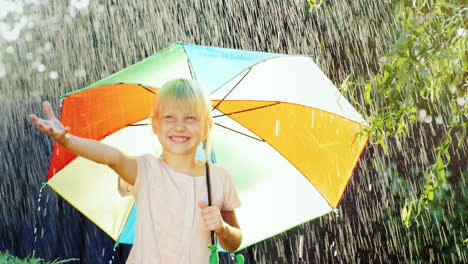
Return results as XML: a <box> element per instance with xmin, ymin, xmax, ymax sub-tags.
<box><xmin>29</xmin><ymin>101</ymin><xmax>70</xmax><ymax>144</ymax></box>
<box><xmin>198</xmin><ymin>201</ymin><xmax>226</xmax><ymax>234</ymax></box>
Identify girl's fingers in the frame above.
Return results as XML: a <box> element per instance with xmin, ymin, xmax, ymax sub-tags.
<box><xmin>29</xmin><ymin>114</ymin><xmax>42</xmax><ymax>126</ymax></box>
<box><xmin>42</xmin><ymin>101</ymin><xmax>57</xmax><ymax>120</ymax></box>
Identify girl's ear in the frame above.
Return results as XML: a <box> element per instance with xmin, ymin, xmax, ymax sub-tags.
<box><xmin>151</xmin><ymin>115</ymin><xmax>158</xmax><ymax>134</ymax></box>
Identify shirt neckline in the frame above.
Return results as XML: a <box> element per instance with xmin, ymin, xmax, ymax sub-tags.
<box><xmin>158</xmin><ymin>158</ymin><xmax>207</xmax><ymax>181</ymax></box>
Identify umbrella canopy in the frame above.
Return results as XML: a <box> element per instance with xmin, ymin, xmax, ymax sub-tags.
<box><xmin>45</xmin><ymin>42</ymin><xmax>368</xmax><ymax>249</ymax></box>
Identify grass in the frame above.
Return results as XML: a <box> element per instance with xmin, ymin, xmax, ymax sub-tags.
<box><xmin>0</xmin><ymin>251</ymin><xmax>78</xmax><ymax>264</ymax></box>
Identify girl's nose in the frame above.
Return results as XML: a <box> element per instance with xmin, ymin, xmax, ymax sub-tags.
<box><xmin>175</xmin><ymin>120</ymin><xmax>186</xmax><ymax>131</ymax></box>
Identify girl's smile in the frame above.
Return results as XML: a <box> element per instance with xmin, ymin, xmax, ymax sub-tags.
<box><xmin>169</xmin><ymin>136</ymin><xmax>191</xmax><ymax>143</ymax></box>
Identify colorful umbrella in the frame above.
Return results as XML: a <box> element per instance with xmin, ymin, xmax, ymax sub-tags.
<box><xmin>45</xmin><ymin>42</ymin><xmax>368</xmax><ymax>249</ymax></box>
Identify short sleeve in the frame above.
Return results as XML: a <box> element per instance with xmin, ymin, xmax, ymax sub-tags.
<box><xmin>117</xmin><ymin>154</ymin><xmax>153</xmax><ymax>201</ymax></box>
<box><xmin>221</xmin><ymin>167</ymin><xmax>241</xmax><ymax>211</ymax></box>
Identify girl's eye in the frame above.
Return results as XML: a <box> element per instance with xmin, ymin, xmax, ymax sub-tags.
<box><xmin>186</xmin><ymin>116</ymin><xmax>196</xmax><ymax>120</ymax></box>
<box><xmin>165</xmin><ymin>115</ymin><xmax>173</xmax><ymax>119</ymax></box>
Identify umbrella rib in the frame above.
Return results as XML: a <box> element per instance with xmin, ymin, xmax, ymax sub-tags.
<box><xmin>211</xmin><ymin>68</ymin><xmax>252</xmax><ymax>111</ymax></box>
<box><xmin>213</xmin><ymin>102</ymin><xmax>280</xmax><ymax>118</ymax></box>
<box><xmin>214</xmin><ymin>123</ymin><xmax>265</xmax><ymax>142</ymax></box>
<box><xmin>138</xmin><ymin>83</ymin><xmax>157</xmax><ymax>94</ymax></box>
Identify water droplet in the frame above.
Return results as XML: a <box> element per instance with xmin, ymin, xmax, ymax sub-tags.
<box><xmin>100</xmin><ymin>71</ymin><xmax>109</xmax><ymax>78</ymax></box>
<box><xmin>456</xmin><ymin>28</ymin><xmax>467</xmax><ymax>37</ymax></box>
<box><xmin>6</xmin><ymin>46</ymin><xmax>15</xmax><ymax>54</ymax></box>
<box><xmin>75</xmin><ymin>69</ymin><xmax>86</xmax><ymax>78</ymax></box>
<box><xmin>44</xmin><ymin>42</ymin><xmax>53</xmax><ymax>51</ymax></box>
<box><xmin>275</xmin><ymin>120</ymin><xmax>280</xmax><ymax>136</ymax></box>
<box><xmin>423</xmin><ymin>115</ymin><xmax>432</xmax><ymax>123</ymax></box>
<box><xmin>97</xmin><ymin>5</ymin><xmax>106</xmax><ymax>13</ymax></box>
<box><xmin>93</xmin><ymin>21</ymin><xmax>101</xmax><ymax>30</ymax></box>
<box><xmin>50</xmin><ymin>71</ymin><xmax>59</xmax><ymax>79</ymax></box>
<box><xmin>418</xmin><ymin>109</ymin><xmax>427</xmax><ymax>120</ymax></box>
<box><xmin>456</xmin><ymin>97</ymin><xmax>465</xmax><ymax>106</ymax></box>
<box><xmin>37</xmin><ymin>64</ymin><xmax>46</xmax><ymax>72</ymax></box>
<box><xmin>69</xmin><ymin>8</ymin><xmax>77</xmax><ymax>17</ymax></box>
<box><xmin>70</xmin><ymin>0</ymin><xmax>90</xmax><ymax>10</ymax></box>
<box><xmin>25</xmin><ymin>33</ymin><xmax>32</xmax><ymax>41</ymax></box>
<box><xmin>435</xmin><ymin>115</ymin><xmax>443</xmax><ymax>125</ymax></box>
<box><xmin>449</xmin><ymin>85</ymin><xmax>456</xmax><ymax>94</ymax></box>
<box><xmin>0</xmin><ymin>62</ymin><xmax>6</xmax><ymax>78</ymax></box>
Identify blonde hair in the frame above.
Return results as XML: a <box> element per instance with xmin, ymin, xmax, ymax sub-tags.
<box><xmin>152</xmin><ymin>78</ymin><xmax>213</xmax><ymax>161</ymax></box>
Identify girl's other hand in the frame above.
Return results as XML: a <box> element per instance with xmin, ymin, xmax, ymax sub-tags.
<box><xmin>29</xmin><ymin>101</ymin><xmax>70</xmax><ymax>145</ymax></box>
<box><xmin>198</xmin><ymin>201</ymin><xmax>226</xmax><ymax>234</ymax></box>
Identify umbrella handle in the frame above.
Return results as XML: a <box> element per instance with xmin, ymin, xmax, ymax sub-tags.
<box><xmin>209</xmin><ymin>245</ymin><xmax>219</xmax><ymax>264</ymax></box>
<box><xmin>230</xmin><ymin>253</ymin><xmax>244</xmax><ymax>264</ymax></box>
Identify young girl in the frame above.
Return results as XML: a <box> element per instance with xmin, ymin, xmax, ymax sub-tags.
<box><xmin>29</xmin><ymin>78</ymin><xmax>242</xmax><ymax>263</ymax></box>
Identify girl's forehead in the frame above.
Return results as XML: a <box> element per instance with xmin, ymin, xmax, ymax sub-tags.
<box><xmin>159</xmin><ymin>102</ymin><xmax>198</xmax><ymax>114</ymax></box>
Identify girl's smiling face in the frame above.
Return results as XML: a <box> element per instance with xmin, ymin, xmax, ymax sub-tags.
<box><xmin>154</xmin><ymin>104</ymin><xmax>204</xmax><ymax>158</ymax></box>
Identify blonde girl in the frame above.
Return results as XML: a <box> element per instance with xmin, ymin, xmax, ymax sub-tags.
<box><xmin>29</xmin><ymin>78</ymin><xmax>242</xmax><ymax>263</ymax></box>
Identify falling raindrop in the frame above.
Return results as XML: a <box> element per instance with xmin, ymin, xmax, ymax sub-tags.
<box><xmin>75</xmin><ymin>69</ymin><xmax>87</xmax><ymax>78</ymax></box>
<box><xmin>97</xmin><ymin>5</ymin><xmax>106</xmax><ymax>13</ymax></box>
<box><xmin>25</xmin><ymin>33</ymin><xmax>33</xmax><ymax>41</ymax></box>
<box><xmin>424</xmin><ymin>115</ymin><xmax>432</xmax><ymax>124</ymax></box>
<box><xmin>37</xmin><ymin>64</ymin><xmax>46</xmax><ymax>72</ymax></box>
<box><xmin>0</xmin><ymin>62</ymin><xmax>6</xmax><ymax>78</ymax></box>
<box><xmin>49</xmin><ymin>71</ymin><xmax>59</xmax><ymax>79</ymax></box>
<box><xmin>44</xmin><ymin>42</ymin><xmax>53</xmax><ymax>52</ymax></box>
<box><xmin>456</xmin><ymin>28</ymin><xmax>467</xmax><ymax>37</ymax></box>
<box><xmin>449</xmin><ymin>85</ymin><xmax>456</xmax><ymax>93</ymax></box>
<box><xmin>418</xmin><ymin>109</ymin><xmax>427</xmax><ymax>120</ymax></box>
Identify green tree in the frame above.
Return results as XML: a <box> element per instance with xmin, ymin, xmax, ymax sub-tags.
<box><xmin>336</xmin><ymin>0</ymin><xmax>466</xmax><ymax>226</ymax></box>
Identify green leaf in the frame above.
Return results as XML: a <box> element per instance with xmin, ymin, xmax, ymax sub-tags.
<box><xmin>364</xmin><ymin>83</ymin><xmax>372</xmax><ymax>104</ymax></box>
<box><xmin>338</xmin><ymin>74</ymin><xmax>352</xmax><ymax>93</ymax></box>
<box><xmin>402</xmin><ymin>201</ymin><xmax>415</xmax><ymax>227</ymax></box>
<box><xmin>436</xmin><ymin>157</ymin><xmax>445</xmax><ymax>180</ymax></box>
<box><xmin>458</xmin><ymin>126</ymin><xmax>467</xmax><ymax>148</ymax></box>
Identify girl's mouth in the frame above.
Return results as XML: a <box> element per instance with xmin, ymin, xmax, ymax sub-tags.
<box><xmin>169</xmin><ymin>136</ymin><xmax>190</xmax><ymax>143</ymax></box>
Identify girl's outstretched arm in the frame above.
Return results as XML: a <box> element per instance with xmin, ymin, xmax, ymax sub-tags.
<box><xmin>29</xmin><ymin>101</ymin><xmax>137</xmax><ymax>185</ymax></box>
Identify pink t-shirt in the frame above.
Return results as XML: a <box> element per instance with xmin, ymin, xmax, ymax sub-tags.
<box><xmin>118</xmin><ymin>155</ymin><xmax>241</xmax><ymax>264</ymax></box>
